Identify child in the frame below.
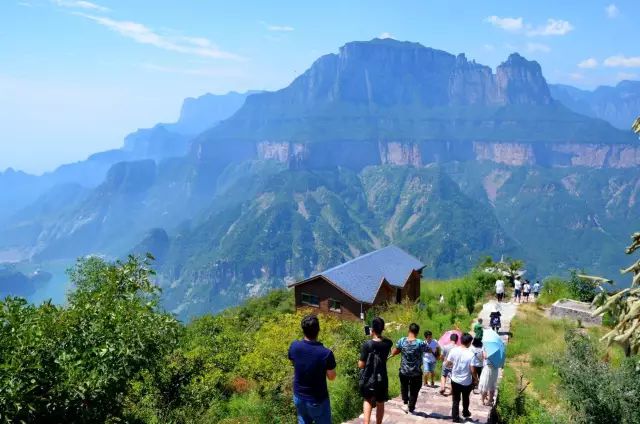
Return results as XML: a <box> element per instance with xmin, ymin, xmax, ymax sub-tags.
<box><xmin>473</xmin><ymin>318</ymin><xmax>484</xmax><ymax>341</ymax></box>
<box><xmin>422</xmin><ymin>330</ymin><xmax>440</xmax><ymax>387</ymax></box>
<box><xmin>471</xmin><ymin>338</ymin><xmax>484</xmax><ymax>393</ymax></box>
<box><xmin>439</xmin><ymin>333</ymin><xmax>458</xmax><ymax>396</ymax></box>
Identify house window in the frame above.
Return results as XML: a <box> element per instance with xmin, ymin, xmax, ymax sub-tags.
<box><xmin>329</xmin><ymin>299</ymin><xmax>342</xmax><ymax>313</ymax></box>
<box><xmin>301</xmin><ymin>292</ymin><xmax>319</xmax><ymax>307</ymax></box>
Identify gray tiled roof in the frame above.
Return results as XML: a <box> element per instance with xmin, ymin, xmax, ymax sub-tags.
<box><xmin>309</xmin><ymin>246</ymin><xmax>424</xmax><ymax>304</ymax></box>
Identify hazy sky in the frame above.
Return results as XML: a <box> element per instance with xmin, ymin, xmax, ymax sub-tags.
<box><xmin>1</xmin><ymin>0</ymin><xmax>639</xmax><ymax>173</ymax></box>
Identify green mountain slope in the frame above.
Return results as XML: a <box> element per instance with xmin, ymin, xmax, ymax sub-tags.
<box><xmin>445</xmin><ymin>161</ymin><xmax>640</xmax><ymax>280</ymax></box>
<box><xmin>154</xmin><ymin>164</ymin><xmax>517</xmax><ymax>319</ymax></box>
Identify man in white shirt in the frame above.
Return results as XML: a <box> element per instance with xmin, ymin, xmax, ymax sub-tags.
<box><xmin>533</xmin><ymin>281</ymin><xmax>541</xmax><ymax>299</ymax></box>
<box><xmin>495</xmin><ymin>279</ymin><xmax>505</xmax><ymax>302</ymax></box>
<box><xmin>445</xmin><ymin>333</ymin><xmax>477</xmax><ymax>423</ymax></box>
<box><xmin>513</xmin><ymin>278</ymin><xmax>522</xmax><ymax>303</ymax></box>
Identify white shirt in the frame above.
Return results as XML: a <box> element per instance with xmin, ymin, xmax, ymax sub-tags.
<box><xmin>495</xmin><ymin>279</ymin><xmax>505</xmax><ymax>294</ymax></box>
<box><xmin>471</xmin><ymin>346</ymin><xmax>484</xmax><ymax>367</ymax></box>
<box><xmin>422</xmin><ymin>339</ymin><xmax>439</xmax><ymax>364</ymax></box>
<box><xmin>533</xmin><ymin>283</ymin><xmax>540</xmax><ymax>293</ymax></box>
<box><xmin>514</xmin><ymin>280</ymin><xmax>522</xmax><ymax>290</ymax></box>
<box><xmin>523</xmin><ymin>283</ymin><xmax>531</xmax><ymax>292</ymax></box>
<box><xmin>447</xmin><ymin>346</ymin><xmax>475</xmax><ymax>386</ymax></box>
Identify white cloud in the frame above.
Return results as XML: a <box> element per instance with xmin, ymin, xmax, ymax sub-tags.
<box><xmin>617</xmin><ymin>72</ymin><xmax>638</xmax><ymax>80</ymax></box>
<box><xmin>485</xmin><ymin>16</ymin><xmax>573</xmax><ymax>37</ymax></box>
<box><xmin>141</xmin><ymin>63</ymin><xmax>244</xmax><ymax>78</ymax></box>
<box><xmin>569</xmin><ymin>72</ymin><xmax>585</xmax><ymax>81</ymax></box>
<box><xmin>74</xmin><ymin>13</ymin><xmax>245</xmax><ymax>60</ymax></box>
<box><xmin>605</xmin><ymin>4</ymin><xmax>620</xmax><ymax>18</ymax></box>
<box><xmin>53</xmin><ymin>0</ymin><xmax>109</xmax><ymax>12</ymax></box>
<box><xmin>485</xmin><ymin>16</ymin><xmax>523</xmax><ymax>32</ymax></box>
<box><xmin>18</xmin><ymin>1</ymin><xmax>33</xmax><ymax>7</ymax></box>
<box><xmin>379</xmin><ymin>32</ymin><xmax>393</xmax><ymax>39</ymax></box>
<box><xmin>527</xmin><ymin>19</ymin><xmax>573</xmax><ymax>36</ymax></box>
<box><xmin>259</xmin><ymin>21</ymin><xmax>294</xmax><ymax>32</ymax></box>
<box><xmin>483</xmin><ymin>43</ymin><xmax>495</xmax><ymax>51</ymax></box>
<box><xmin>577</xmin><ymin>58</ymin><xmax>598</xmax><ymax>69</ymax></box>
<box><xmin>526</xmin><ymin>42</ymin><xmax>550</xmax><ymax>53</ymax></box>
<box><xmin>604</xmin><ymin>55</ymin><xmax>640</xmax><ymax>68</ymax></box>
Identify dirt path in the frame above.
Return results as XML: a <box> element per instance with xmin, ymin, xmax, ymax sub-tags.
<box><xmin>343</xmin><ymin>298</ymin><xmax>519</xmax><ymax>424</ymax></box>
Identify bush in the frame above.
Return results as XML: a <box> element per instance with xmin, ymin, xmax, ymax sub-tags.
<box><xmin>556</xmin><ymin>329</ymin><xmax>640</xmax><ymax>424</ymax></box>
<box><xmin>537</xmin><ymin>277</ymin><xmax>573</xmax><ymax>305</ymax></box>
<box><xmin>566</xmin><ymin>270</ymin><xmax>599</xmax><ymax>303</ymax></box>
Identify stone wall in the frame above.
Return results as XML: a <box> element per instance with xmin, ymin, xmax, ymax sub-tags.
<box><xmin>550</xmin><ymin>299</ymin><xmax>602</xmax><ymax>325</ymax></box>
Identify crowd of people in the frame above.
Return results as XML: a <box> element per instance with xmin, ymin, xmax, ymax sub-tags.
<box><xmin>288</xmin><ymin>314</ymin><xmax>502</xmax><ymax>424</ymax></box>
<box><xmin>495</xmin><ymin>276</ymin><xmax>541</xmax><ymax>304</ymax></box>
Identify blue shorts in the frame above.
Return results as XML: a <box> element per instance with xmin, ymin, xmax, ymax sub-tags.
<box><xmin>442</xmin><ymin>367</ymin><xmax>452</xmax><ymax>378</ymax></box>
<box><xmin>423</xmin><ymin>361</ymin><xmax>436</xmax><ymax>373</ymax></box>
<box><xmin>514</xmin><ymin>289</ymin><xmax>521</xmax><ymax>297</ymax></box>
<box><xmin>293</xmin><ymin>395</ymin><xmax>331</xmax><ymax>424</ymax></box>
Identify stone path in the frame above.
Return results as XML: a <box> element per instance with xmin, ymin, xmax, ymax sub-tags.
<box><xmin>343</xmin><ymin>299</ymin><xmax>518</xmax><ymax>424</ymax></box>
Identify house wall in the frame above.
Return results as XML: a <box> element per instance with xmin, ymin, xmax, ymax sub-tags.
<box><xmin>294</xmin><ymin>277</ymin><xmax>363</xmax><ymax>320</ymax></box>
<box><xmin>403</xmin><ymin>270</ymin><xmax>421</xmax><ymax>302</ymax></box>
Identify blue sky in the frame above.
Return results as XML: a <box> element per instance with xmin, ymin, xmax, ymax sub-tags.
<box><xmin>1</xmin><ymin>0</ymin><xmax>639</xmax><ymax>173</ymax></box>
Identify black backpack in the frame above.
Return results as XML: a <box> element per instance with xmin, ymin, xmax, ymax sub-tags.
<box><xmin>359</xmin><ymin>343</ymin><xmax>384</xmax><ymax>396</ymax></box>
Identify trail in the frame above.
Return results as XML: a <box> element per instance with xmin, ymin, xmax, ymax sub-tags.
<box><xmin>343</xmin><ymin>298</ymin><xmax>518</xmax><ymax>424</ymax></box>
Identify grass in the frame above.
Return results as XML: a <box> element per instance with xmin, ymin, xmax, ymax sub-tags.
<box><xmin>497</xmin><ymin>301</ymin><xmax>626</xmax><ymax>423</ymax></box>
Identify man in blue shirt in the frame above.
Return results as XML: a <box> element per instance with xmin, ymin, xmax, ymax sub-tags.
<box><xmin>288</xmin><ymin>314</ymin><xmax>337</xmax><ymax>424</ymax></box>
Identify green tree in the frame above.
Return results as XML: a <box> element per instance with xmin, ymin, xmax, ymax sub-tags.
<box><xmin>0</xmin><ymin>255</ymin><xmax>180</xmax><ymax>423</ymax></box>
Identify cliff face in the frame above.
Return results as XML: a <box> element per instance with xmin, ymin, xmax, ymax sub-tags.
<box><xmin>201</xmin><ymin>38</ymin><xmax>633</xmax><ymax>147</ymax></box>
<box><xmin>254</xmin><ymin>140</ymin><xmax>640</xmax><ymax>169</ymax></box>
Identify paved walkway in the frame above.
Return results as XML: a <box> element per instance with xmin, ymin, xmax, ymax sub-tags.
<box><xmin>343</xmin><ymin>299</ymin><xmax>518</xmax><ymax>424</ymax></box>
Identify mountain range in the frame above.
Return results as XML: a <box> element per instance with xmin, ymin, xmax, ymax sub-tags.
<box><xmin>1</xmin><ymin>39</ymin><xmax>638</xmax><ymax>319</ymax></box>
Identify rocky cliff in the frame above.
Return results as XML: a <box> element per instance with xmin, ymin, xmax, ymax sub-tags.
<box><xmin>253</xmin><ymin>140</ymin><xmax>640</xmax><ymax>169</ymax></box>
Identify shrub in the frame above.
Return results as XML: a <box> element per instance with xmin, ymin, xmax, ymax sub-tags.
<box><xmin>556</xmin><ymin>329</ymin><xmax>640</xmax><ymax>424</ymax></box>
<box><xmin>566</xmin><ymin>270</ymin><xmax>599</xmax><ymax>303</ymax></box>
<box><xmin>537</xmin><ymin>277</ymin><xmax>572</xmax><ymax>305</ymax></box>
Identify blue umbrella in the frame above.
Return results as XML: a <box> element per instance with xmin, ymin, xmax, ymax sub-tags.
<box><xmin>482</xmin><ymin>329</ymin><xmax>506</xmax><ymax>368</ymax></box>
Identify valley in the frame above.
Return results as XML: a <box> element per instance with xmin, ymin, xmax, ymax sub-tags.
<box><xmin>1</xmin><ymin>38</ymin><xmax>639</xmax><ymax>319</ymax></box>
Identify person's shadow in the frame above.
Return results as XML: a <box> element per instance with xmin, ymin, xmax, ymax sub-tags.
<box><xmin>498</xmin><ymin>330</ymin><xmax>513</xmax><ymax>338</ymax></box>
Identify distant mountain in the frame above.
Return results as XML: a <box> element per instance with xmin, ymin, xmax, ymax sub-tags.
<box><xmin>200</xmin><ymin>39</ymin><xmax>632</xmax><ymax>147</ymax></box>
<box><xmin>0</xmin><ymin>91</ymin><xmax>254</xmax><ymax>230</ymax></box>
<box><xmin>550</xmin><ymin>81</ymin><xmax>640</xmax><ymax>130</ymax></box>
<box><xmin>3</xmin><ymin>39</ymin><xmax>639</xmax><ymax>319</ymax></box>
<box><xmin>0</xmin><ymin>265</ymin><xmax>51</xmax><ymax>298</ymax></box>
<box><xmin>153</xmin><ymin>164</ymin><xmax>517</xmax><ymax>319</ymax></box>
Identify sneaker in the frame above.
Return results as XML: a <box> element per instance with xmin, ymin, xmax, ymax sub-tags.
<box><xmin>401</xmin><ymin>405</ymin><xmax>409</xmax><ymax>414</ymax></box>
<box><xmin>452</xmin><ymin>418</ymin><xmax>463</xmax><ymax>423</ymax></box>
<box><xmin>463</xmin><ymin>411</ymin><xmax>472</xmax><ymax>418</ymax></box>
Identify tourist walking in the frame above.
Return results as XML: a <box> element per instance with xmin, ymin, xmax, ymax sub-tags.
<box><xmin>489</xmin><ymin>306</ymin><xmax>502</xmax><ymax>332</ymax></box>
<box><xmin>495</xmin><ymin>278</ymin><xmax>505</xmax><ymax>302</ymax></box>
<box><xmin>471</xmin><ymin>338</ymin><xmax>484</xmax><ymax>393</ymax></box>
<box><xmin>358</xmin><ymin>317</ymin><xmax>393</xmax><ymax>424</ymax></box>
<box><xmin>422</xmin><ymin>330</ymin><xmax>440</xmax><ymax>387</ymax></box>
<box><xmin>514</xmin><ymin>278</ymin><xmax>522</xmax><ymax>303</ymax></box>
<box><xmin>473</xmin><ymin>318</ymin><xmax>484</xmax><ymax>341</ymax></box>
<box><xmin>390</xmin><ymin>323</ymin><xmax>424</xmax><ymax>414</ymax></box>
<box><xmin>445</xmin><ymin>333</ymin><xmax>478</xmax><ymax>423</ymax></box>
<box><xmin>478</xmin><ymin>351</ymin><xmax>500</xmax><ymax>406</ymax></box>
<box><xmin>288</xmin><ymin>315</ymin><xmax>337</xmax><ymax>424</ymax></box>
<box><xmin>439</xmin><ymin>333</ymin><xmax>459</xmax><ymax>396</ymax></box>
<box><xmin>523</xmin><ymin>281</ymin><xmax>531</xmax><ymax>302</ymax></box>
<box><xmin>533</xmin><ymin>280</ymin><xmax>541</xmax><ymax>299</ymax></box>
